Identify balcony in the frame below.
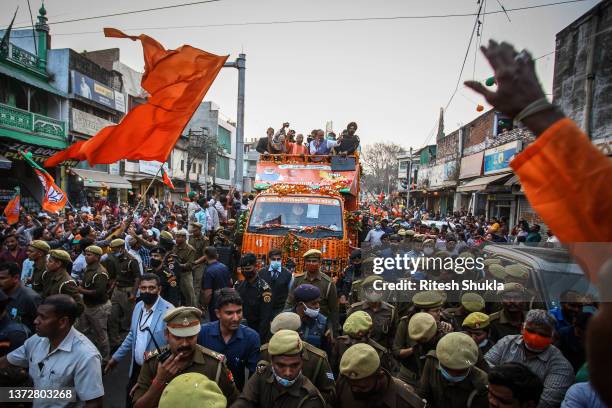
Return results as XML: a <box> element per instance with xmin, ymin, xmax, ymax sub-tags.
<box><xmin>0</xmin><ymin>43</ymin><xmax>46</xmax><ymax>78</ymax></box>
<box><xmin>0</xmin><ymin>102</ymin><xmax>67</xmax><ymax>147</ymax></box>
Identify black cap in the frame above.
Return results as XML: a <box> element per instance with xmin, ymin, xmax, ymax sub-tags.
<box><xmin>150</xmin><ymin>246</ymin><xmax>167</xmax><ymax>255</ymax></box>
<box><xmin>350</xmin><ymin>249</ymin><xmax>362</xmax><ymax>260</ymax></box>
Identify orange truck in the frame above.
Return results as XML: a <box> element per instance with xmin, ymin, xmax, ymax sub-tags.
<box><xmin>240</xmin><ymin>153</ymin><xmax>361</xmax><ymax>278</ymax></box>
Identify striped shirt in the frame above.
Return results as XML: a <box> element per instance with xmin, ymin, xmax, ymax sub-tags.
<box><xmin>485</xmin><ymin>334</ymin><xmax>574</xmax><ymax>408</ymax></box>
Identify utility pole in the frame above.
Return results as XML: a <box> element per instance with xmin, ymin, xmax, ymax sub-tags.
<box><xmin>223</xmin><ymin>54</ymin><xmax>246</xmax><ymax>192</ymax></box>
<box><xmin>407</xmin><ymin>147</ymin><xmax>413</xmax><ymax>208</ymax></box>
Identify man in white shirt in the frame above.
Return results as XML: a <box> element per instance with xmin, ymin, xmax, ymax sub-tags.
<box><xmin>0</xmin><ymin>295</ymin><xmax>104</xmax><ymax>407</ymax></box>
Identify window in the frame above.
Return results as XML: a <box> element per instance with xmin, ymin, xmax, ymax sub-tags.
<box><xmin>218</xmin><ymin>126</ymin><xmax>232</xmax><ymax>154</ymax></box>
<box><xmin>181</xmin><ymin>160</ymin><xmax>184</xmax><ymax>172</ymax></box>
<box><xmin>216</xmin><ymin>155</ymin><xmax>230</xmax><ymax>180</ymax></box>
<box><xmin>399</xmin><ymin>161</ymin><xmax>408</xmax><ymax>170</ymax></box>
<box><xmin>198</xmin><ymin>163</ymin><xmax>202</xmax><ymax>174</ymax></box>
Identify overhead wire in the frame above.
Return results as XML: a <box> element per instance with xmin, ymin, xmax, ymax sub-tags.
<box><xmin>45</xmin><ymin>0</ymin><xmax>588</xmax><ymax>36</ymax></box>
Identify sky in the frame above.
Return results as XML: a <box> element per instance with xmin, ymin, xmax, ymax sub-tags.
<box><xmin>6</xmin><ymin>0</ymin><xmax>600</xmax><ymax>150</ymax></box>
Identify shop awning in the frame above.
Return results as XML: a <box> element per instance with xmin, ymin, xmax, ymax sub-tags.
<box><xmin>71</xmin><ymin>168</ymin><xmax>133</xmax><ymax>189</ymax></box>
<box><xmin>504</xmin><ymin>174</ymin><xmax>520</xmax><ymax>186</ymax></box>
<box><xmin>0</xmin><ymin>154</ymin><xmax>11</xmax><ymax>170</ymax></box>
<box><xmin>456</xmin><ymin>173</ymin><xmax>512</xmax><ymax>192</ymax></box>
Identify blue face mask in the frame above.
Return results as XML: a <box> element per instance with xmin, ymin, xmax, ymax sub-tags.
<box><xmin>438</xmin><ymin>364</ymin><xmax>468</xmax><ymax>383</ymax></box>
<box><xmin>272</xmin><ymin>366</ymin><xmax>301</xmax><ymax>388</ymax></box>
<box><xmin>270</xmin><ymin>260</ymin><xmax>281</xmax><ymax>271</ymax></box>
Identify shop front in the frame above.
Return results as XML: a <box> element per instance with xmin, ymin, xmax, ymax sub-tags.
<box><xmin>68</xmin><ymin>167</ymin><xmax>132</xmax><ymax>207</ymax></box>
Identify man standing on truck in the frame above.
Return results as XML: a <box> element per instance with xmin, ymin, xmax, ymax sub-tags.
<box><xmin>286</xmin><ymin>249</ymin><xmax>339</xmax><ymax>337</ymax></box>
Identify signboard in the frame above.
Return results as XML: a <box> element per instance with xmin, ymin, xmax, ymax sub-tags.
<box><xmin>71</xmin><ymin>108</ymin><xmax>115</xmax><ymax>136</ymax></box>
<box><xmin>484</xmin><ymin>141</ymin><xmax>521</xmax><ymax>175</ymax></box>
<box><xmin>0</xmin><ymin>141</ymin><xmax>78</xmax><ymax>167</ymax></box>
<box><xmin>109</xmin><ymin>162</ymin><xmax>120</xmax><ymax>175</ymax></box>
<box><xmin>258</xmin><ymin>196</ymin><xmax>340</xmax><ymax>206</ymax></box>
<box><xmin>139</xmin><ymin>160</ymin><xmax>172</xmax><ymax>177</ymax></box>
<box><xmin>429</xmin><ymin>160</ymin><xmax>457</xmax><ymax>188</ymax></box>
<box><xmin>255</xmin><ymin>161</ymin><xmax>359</xmax><ymax>195</ymax></box>
<box><xmin>71</xmin><ymin>70</ymin><xmax>126</xmax><ymax>113</ymax></box>
<box><xmin>459</xmin><ymin>151</ymin><xmax>484</xmax><ymax>179</ymax></box>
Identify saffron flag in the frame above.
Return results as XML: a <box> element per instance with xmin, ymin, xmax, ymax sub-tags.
<box><xmin>161</xmin><ymin>165</ymin><xmax>175</xmax><ymax>190</ymax></box>
<box><xmin>44</xmin><ymin>29</ymin><xmax>228</xmax><ymax>168</ymax></box>
<box><xmin>3</xmin><ymin>187</ymin><xmax>20</xmax><ymax>225</ymax></box>
<box><xmin>20</xmin><ymin>151</ymin><xmax>67</xmax><ymax>213</ymax></box>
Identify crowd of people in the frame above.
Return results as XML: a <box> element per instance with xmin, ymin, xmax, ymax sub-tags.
<box><xmin>255</xmin><ymin>122</ymin><xmax>361</xmax><ymax>156</ymax></box>
<box><xmin>0</xmin><ymin>39</ymin><xmax>607</xmax><ymax>408</ymax></box>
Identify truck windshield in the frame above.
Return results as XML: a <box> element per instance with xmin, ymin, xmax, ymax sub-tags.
<box><xmin>247</xmin><ymin>196</ymin><xmax>343</xmax><ymax>237</ymax></box>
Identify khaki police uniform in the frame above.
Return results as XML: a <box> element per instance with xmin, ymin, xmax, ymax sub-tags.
<box><xmin>188</xmin><ymin>233</ymin><xmax>208</xmax><ymax>304</ymax></box>
<box><xmin>133</xmin><ymin>344</ymin><xmax>239</xmax><ymax>405</ymax></box>
<box><xmin>41</xmin><ymin>268</ymin><xmax>84</xmax><ymax>316</ymax></box>
<box><xmin>172</xmin><ymin>241</ymin><xmax>196</xmax><ymax>307</ymax></box>
<box><xmin>76</xmin><ymin>261</ymin><xmax>111</xmax><ymax>361</ymax></box>
<box><xmin>109</xmin><ymin>251</ymin><xmax>140</xmax><ymax>348</ymax></box>
<box><xmin>260</xmin><ymin>341</ymin><xmax>336</xmax><ymax>404</ymax></box>
<box><xmin>347</xmin><ymin>300</ymin><xmax>397</xmax><ymax>349</ymax></box>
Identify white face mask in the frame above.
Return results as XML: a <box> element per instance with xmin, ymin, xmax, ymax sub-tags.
<box><xmin>423</xmin><ymin>247</ymin><xmax>434</xmax><ymax>256</ymax></box>
<box><xmin>478</xmin><ymin>339</ymin><xmax>489</xmax><ymax>348</ymax></box>
<box><xmin>302</xmin><ymin>303</ymin><xmax>320</xmax><ymax>319</ymax></box>
<box><xmin>272</xmin><ymin>366</ymin><xmax>301</xmax><ymax>388</ymax></box>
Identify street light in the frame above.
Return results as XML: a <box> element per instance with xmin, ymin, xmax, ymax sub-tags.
<box><xmin>223</xmin><ymin>54</ymin><xmax>246</xmax><ymax>191</ymax></box>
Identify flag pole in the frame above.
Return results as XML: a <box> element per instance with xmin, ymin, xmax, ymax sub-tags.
<box><xmin>134</xmin><ymin>164</ymin><xmax>163</xmax><ymax>214</ymax></box>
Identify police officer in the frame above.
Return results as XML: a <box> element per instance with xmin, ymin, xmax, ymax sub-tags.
<box><xmin>149</xmin><ymin>246</ymin><xmax>180</xmax><ymax>306</ymax></box>
<box><xmin>259</xmin><ymin>312</ymin><xmax>336</xmax><ymax>404</ymax></box>
<box><xmin>482</xmin><ymin>261</ymin><xmax>506</xmax><ymax>314</ymax></box>
<box><xmin>76</xmin><ymin>245</ymin><xmax>111</xmax><ymax>362</ymax></box>
<box><xmin>234</xmin><ymin>329</ymin><xmax>325</xmax><ymax>408</ymax></box>
<box><xmin>27</xmin><ymin>240</ymin><xmax>50</xmax><ymax>293</ymax></box>
<box><xmin>336</xmin><ymin>343</ymin><xmax>424</xmax><ymax>408</ymax></box>
<box><xmin>337</xmin><ymin>250</ymin><xmax>363</xmax><ymax>323</ymax></box>
<box><xmin>417</xmin><ymin>332</ymin><xmax>488</xmax><ymax>408</ymax></box>
<box><xmin>392</xmin><ymin>312</ymin><xmax>440</xmax><ymax>385</ymax></box>
<box><xmin>188</xmin><ymin>223</ymin><xmax>208</xmax><ymax>305</ymax></box>
<box><xmin>133</xmin><ymin>307</ymin><xmax>239</xmax><ymax>407</ymax></box>
<box><xmin>332</xmin><ymin>311</ymin><xmax>396</xmax><ymax>376</ymax></box>
<box><xmin>109</xmin><ymin>238</ymin><xmax>141</xmax><ymax>349</ymax></box>
<box><xmin>0</xmin><ymin>289</ymin><xmax>29</xmax><ymax>357</ymax></box>
<box><xmin>412</xmin><ymin>291</ymin><xmax>453</xmax><ymax>335</ymax></box>
<box><xmin>443</xmin><ymin>292</ymin><xmax>485</xmax><ymax>331</ymax></box>
<box><xmin>158</xmin><ymin>372</ymin><xmax>227</xmax><ymax>408</ymax></box>
<box><xmin>286</xmin><ymin>249</ymin><xmax>339</xmax><ymax>336</ymax></box>
<box><xmin>489</xmin><ymin>283</ymin><xmax>527</xmax><ymax>343</ymax></box>
<box><xmin>462</xmin><ymin>312</ymin><xmax>494</xmax><ymax>373</ymax></box>
<box><xmin>291</xmin><ymin>284</ymin><xmax>329</xmax><ymax>351</ymax></box>
<box><xmin>234</xmin><ymin>253</ymin><xmax>273</xmax><ymax>342</ymax></box>
<box><xmin>503</xmin><ymin>264</ymin><xmax>546</xmax><ymax>310</ymax></box>
<box><xmin>347</xmin><ymin>275</ymin><xmax>397</xmax><ymax>349</ymax></box>
<box><xmin>172</xmin><ymin>230</ymin><xmax>196</xmax><ymax>307</ymax></box>
<box><xmin>41</xmin><ymin>249</ymin><xmax>84</xmax><ymax>315</ymax></box>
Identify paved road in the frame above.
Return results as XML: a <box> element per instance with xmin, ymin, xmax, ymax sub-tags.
<box><xmin>103</xmin><ymin>353</ymin><xmax>131</xmax><ymax>408</ymax></box>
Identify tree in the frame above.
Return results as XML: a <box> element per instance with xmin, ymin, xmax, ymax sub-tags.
<box><xmin>361</xmin><ymin>142</ymin><xmax>405</xmax><ymax>195</ymax></box>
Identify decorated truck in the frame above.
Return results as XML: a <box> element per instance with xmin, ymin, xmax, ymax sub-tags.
<box><xmin>239</xmin><ymin>153</ymin><xmax>361</xmax><ymax>278</ymax></box>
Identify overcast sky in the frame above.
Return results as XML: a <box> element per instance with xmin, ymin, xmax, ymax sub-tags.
<box><xmin>7</xmin><ymin>0</ymin><xmax>599</xmax><ymax>149</ymax></box>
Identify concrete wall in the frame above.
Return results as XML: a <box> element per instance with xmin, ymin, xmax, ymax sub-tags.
<box><xmin>553</xmin><ymin>0</ymin><xmax>612</xmax><ymax>149</ymax></box>
<box><xmin>436</xmin><ymin>131</ymin><xmax>459</xmax><ymax>161</ymax></box>
<box><xmin>47</xmin><ymin>49</ymin><xmax>70</xmax><ymax>93</ymax></box>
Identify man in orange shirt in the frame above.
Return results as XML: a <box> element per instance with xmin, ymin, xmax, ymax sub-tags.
<box><xmin>287</xmin><ymin>133</ymin><xmax>308</xmax><ymax>155</ymax></box>
<box><xmin>465</xmin><ymin>39</ymin><xmax>612</xmax><ymax>406</ymax></box>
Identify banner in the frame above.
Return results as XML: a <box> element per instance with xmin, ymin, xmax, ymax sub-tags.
<box><xmin>255</xmin><ymin>161</ymin><xmax>359</xmax><ymax>195</ymax></box>
<box><xmin>71</xmin><ymin>71</ymin><xmax>126</xmax><ymax>113</ymax></box>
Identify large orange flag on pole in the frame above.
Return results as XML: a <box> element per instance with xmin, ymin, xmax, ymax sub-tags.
<box><xmin>45</xmin><ymin>28</ymin><xmax>228</xmax><ymax>167</ymax></box>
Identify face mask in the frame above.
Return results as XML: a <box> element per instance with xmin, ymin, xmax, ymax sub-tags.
<box><xmin>423</xmin><ymin>247</ymin><xmax>434</xmax><ymax>256</ymax></box>
<box><xmin>303</xmin><ymin>303</ymin><xmax>320</xmax><ymax>319</ymax></box>
<box><xmin>438</xmin><ymin>364</ymin><xmax>468</xmax><ymax>383</ymax></box>
<box><xmin>150</xmin><ymin>258</ymin><xmax>162</xmax><ymax>268</ymax></box>
<box><xmin>522</xmin><ymin>329</ymin><xmax>552</xmax><ymax>352</ymax></box>
<box><xmin>478</xmin><ymin>339</ymin><xmax>489</xmax><ymax>349</ymax></box>
<box><xmin>141</xmin><ymin>292</ymin><xmax>158</xmax><ymax>306</ymax></box>
<box><xmin>242</xmin><ymin>270</ymin><xmax>255</xmax><ymax>279</ymax></box>
<box><xmin>272</xmin><ymin>366</ymin><xmax>300</xmax><ymax>388</ymax></box>
<box><xmin>270</xmin><ymin>260</ymin><xmax>281</xmax><ymax>271</ymax></box>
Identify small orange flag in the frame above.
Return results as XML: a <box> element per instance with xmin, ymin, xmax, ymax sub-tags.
<box><xmin>45</xmin><ymin>28</ymin><xmax>228</xmax><ymax>167</ymax></box>
<box><xmin>3</xmin><ymin>187</ymin><xmax>20</xmax><ymax>225</ymax></box>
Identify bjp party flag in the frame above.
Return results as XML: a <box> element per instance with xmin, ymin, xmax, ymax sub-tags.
<box><xmin>20</xmin><ymin>151</ymin><xmax>67</xmax><ymax>213</ymax></box>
